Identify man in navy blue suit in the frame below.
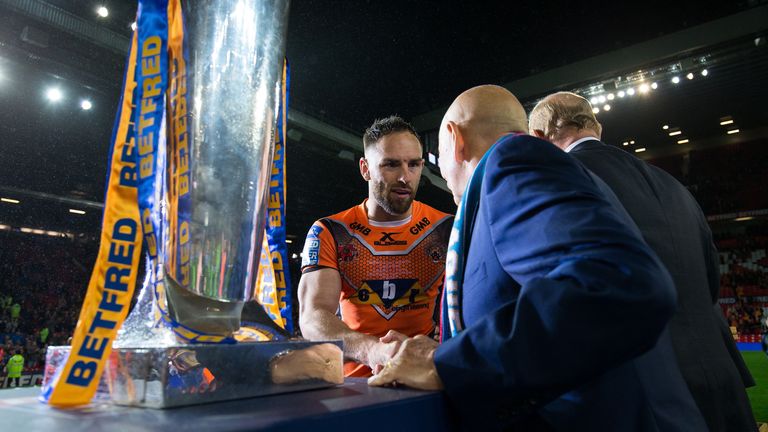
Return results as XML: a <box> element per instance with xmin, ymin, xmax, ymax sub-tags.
<box><xmin>369</xmin><ymin>85</ymin><xmax>706</xmax><ymax>431</ymax></box>
<box><xmin>530</xmin><ymin>91</ymin><xmax>756</xmax><ymax>432</ymax></box>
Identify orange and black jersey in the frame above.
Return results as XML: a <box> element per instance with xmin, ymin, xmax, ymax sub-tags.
<box><xmin>301</xmin><ymin>200</ymin><xmax>452</xmax><ymax>376</ymax></box>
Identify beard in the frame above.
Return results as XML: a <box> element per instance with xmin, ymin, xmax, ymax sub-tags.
<box><xmin>372</xmin><ymin>180</ymin><xmax>416</xmax><ymax>216</ymax></box>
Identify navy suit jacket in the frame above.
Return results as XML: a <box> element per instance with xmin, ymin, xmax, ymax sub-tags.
<box><xmin>571</xmin><ymin>139</ymin><xmax>756</xmax><ymax>432</ymax></box>
<box><xmin>434</xmin><ymin>135</ymin><xmax>706</xmax><ymax>431</ymax></box>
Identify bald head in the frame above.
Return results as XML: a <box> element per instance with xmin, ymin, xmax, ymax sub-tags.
<box><xmin>529</xmin><ymin>91</ymin><xmax>602</xmax><ymax>150</ymax></box>
<box><xmin>441</xmin><ymin>85</ymin><xmax>528</xmax><ymax>157</ymax></box>
<box><xmin>438</xmin><ymin>85</ymin><xmax>528</xmax><ymax>205</ymax></box>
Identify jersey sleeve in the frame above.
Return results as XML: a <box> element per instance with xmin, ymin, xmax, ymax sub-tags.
<box><xmin>300</xmin><ymin>220</ymin><xmax>338</xmax><ymax>273</ymax></box>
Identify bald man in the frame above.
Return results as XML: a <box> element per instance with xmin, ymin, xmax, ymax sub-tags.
<box><xmin>530</xmin><ymin>91</ymin><xmax>757</xmax><ymax>432</ymax></box>
<box><xmin>370</xmin><ymin>85</ymin><xmax>707</xmax><ymax>431</ymax></box>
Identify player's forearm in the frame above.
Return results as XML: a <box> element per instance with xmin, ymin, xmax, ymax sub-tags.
<box><xmin>300</xmin><ymin>309</ymin><xmax>379</xmax><ymax>365</ymax></box>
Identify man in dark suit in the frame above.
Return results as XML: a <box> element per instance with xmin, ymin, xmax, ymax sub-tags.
<box><xmin>529</xmin><ymin>91</ymin><xmax>757</xmax><ymax>432</ymax></box>
<box><xmin>370</xmin><ymin>85</ymin><xmax>706</xmax><ymax>431</ymax></box>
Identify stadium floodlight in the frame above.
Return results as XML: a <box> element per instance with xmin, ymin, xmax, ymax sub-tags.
<box><xmin>131</xmin><ymin>22</ymin><xmax>137</xmax><ymax>31</ymax></box>
<box><xmin>598</xmin><ymin>95</ymin><xmax>606</xmax><ymax>103</ymax></box>
<box><xmin>606</xmin><ymin>93</ymin><xmax>614</xmax><ymax>100</ymax></box>
<box><xmin>603</xmin><ymin>104</ymin><xmax>611</xmax><ymax>111</ymax></box>
<box><xmin>677</xmin><ymin>139</ymin><xmax>689</xmax><ymax>144</ymax></box>
<box><xmin>81</xmin><ymin>100</ymin><xmax>93</xmax><ymax>110</ymax></box>
<box><xmin>727</xmin><ymin>129</ymin><xmax>740</xmax><ymax>135</ymax></box>
<box><xmin>662</xmin><ymin>125</ymin><xmax>669</xmax><ymax>130</ymax></box>
<box><xmin>590</xmin><ymin>97</ymin><xmax>598</xmax><ymax>105</ymax></box>
<box><xmin>629</xmin><ymin>140</ymin><xmax>635</xmax><ymax>144</ymax></box>
<box><xmin>671</xmin><ymin>76</ymin><xmax>681</xmax><ymax>84</ymax></box>
<box><xmin>669</xmin><ymin>130</ymin><xmax>682</xmax><ymax>136</ymax></box>
<box><xmin>617</xmin><ymin>90</ymin><xmax>625</xmax><ymax>98</ymax></box>
<box><xmin>720</xmin><ymin>119</ymin><xmax>734</xmax><ymax>126</ymax></box>
<box><xmin>651</xmin><ymin>82</ymin><xmax>658</xmax><ymax>90</ymax></box>
<box><xmin>638</xmin><ymin>83</ymin><xmax>650</xmax><ymax>93</ymax></box>
<box><xmin>97</xmin><ymin>6</ymin><xmax>109</xmax><ymax>18</ymax></box>
<box><xmin>686</xmin><ymin>72</ymin><xmax>694</xmax><ymax>80</ymax></box>
<box><xmin>622</xmin><ymin>141</ymin><xmax>629</xmax><ymax>146</ymax></box>
<box><xmin>69</xmin><ymin>209</ymin><xmax>86</xmax><ymax>215</ymax></box>
<box><xmin>46</xmin><ymin>87</ymin><xmax>63</xmax><ymax>102</ymax></box>
<box><xmin>634</xmin><ymin>148</ymin><xmax>646</xmax><ymax>153</ymax></box>
<box><xmin>626</xmin><ymin>88</ymin><xmax>635</xmax><ymax>96</ymax></box>
<box><xmin>592</xmin><ymin>107</ymin><xmax>599</xmax><ymax>114</ymax></box>
<box><xmin>1</xmin><ymin>197</ymin><xmax>20</xmax><ymax>204</ymax></box>
<box><xmin>701</xmin><ymin>69</ymin><xmax>708</xmax><ymax>77</ymax></box>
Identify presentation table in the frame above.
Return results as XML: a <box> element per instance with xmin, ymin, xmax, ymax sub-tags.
<box><xmin>0</xmin><ymin>378</ymin><xmax>454</xmax><ymax>432</ymax></box>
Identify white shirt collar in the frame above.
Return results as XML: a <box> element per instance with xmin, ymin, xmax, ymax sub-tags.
<box><xmin>564</xmin><ymin>136</ymin><xmax>599</xmax><ymax>153</ymax></box>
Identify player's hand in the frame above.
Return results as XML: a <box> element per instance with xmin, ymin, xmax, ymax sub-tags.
<box><xmin>368</xmin><ymin>335</ymin><xmax>443</xmax><ymax>390</ymax></box>
<box><xmin>379</xmin><ymin>329</ymin><xmax>408</xmax><ymax>344</ymax></box>
<box><xmin>368</xmin><ymin>336</ymin><xmax>403</xmax><ymax>371</ymax></box>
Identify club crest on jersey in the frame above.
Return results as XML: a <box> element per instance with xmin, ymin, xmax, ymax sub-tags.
<box><xmin>337</xmin><ymin>243</ymin><xmax>358</xmax><ymax>262</ymax></box>
<box><xmin>425</xmin><ymin>241</ymin><xmax>445</xmax><ymax>263</ymax></box>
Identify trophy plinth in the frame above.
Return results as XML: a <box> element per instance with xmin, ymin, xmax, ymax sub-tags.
<box><xmin>44</xmin><ymin>341</ymin><xmax>343</xmax><ymax>408</ymax></box>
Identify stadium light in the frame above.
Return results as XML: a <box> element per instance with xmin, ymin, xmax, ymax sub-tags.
<box><xmin>603</xmin><ymin>104</ymin><xmax>611</xmax><ymax>111</ymax></box>
<box><xmin>131</xmin><ymin>22</ymin><xmax>137</xmax><ymax>31</ymax></box>
<box><xmin>669</xmin><ymin>130</ymin><xmax>682</xmax><ymax>136</ymax></box>
<box><xmin>701</xmin><ymin>69</ymin><xmax>708</xmax><ymax>77</ymax></box>
<box><xmin>1</xmin><ymin>197</ymin><xmax>20</xmax><ymax>204</ymax></box>
<box><xmin>626</xmin><ymin>88</ymin><xmax>635</xmax><ymax>96</ymax></box>
<box><xmin>651</xmin><ymin>82</ymin><xmax>658</xmax><ymax>90</ymax></box>
<box><xmin>734</xmin><ymin>216</ymin><xmax>754</xmax><ymax>222</ymax></box>
<box><xmin>97</xmin><ymin>6</ymin><xmax>109</xmax><ymax>18</ymax></box>
<box><xmin>686</xmin><ymin>72</ymin><xmax>694</xmax><ymax>80</ymax></box>
<box><xmin>727</xmin><ymin>129</ymin><xmax>740</xmax><ymax>135</ymax></box>
<box><xmin>617</xmin><ymin>90</ymin><xmax>625</xmax><ymax>98</ymax></box>
<box><xmin>592</xmin><ymin>107</ymin><xmax>599</xmax><ymax>114</ymax></box>
<box><xmin>606</xmin><ymin>93</ymin><xmax>615</xmax><ymax>100</ymax></box>
<box><xmin>46</xmin><ymin>87</ymin><xmax>63</xmax><ymax>102</ymax></box>
<box><xmin>81</xmin><ymin>100</ymin><xmax>93</xmax><ymax>110</ymax></box>
<box><xmin>662</xmin><ymin>125</ymin><xmax>669</xmax><ymax>130</ymax></box>
<box><xmin>622</xmin><ymin>141</ymin><xmax>629</xmax><ymax>146</ymax></box>
<box><xmin>634</xmin><ymin>148</ymin><xmax>646</xmax><ymax>153</ymax></box>
<box><xmin>671</xmin><ymin>76</ymin><xmax>681</xmax><ymax>84</ymax></box>
<box><xmin>69</xmin><ymin>209</ymin><xmax>86</xmax><ymax>215</ymax></box>
<box><xmin>598</xmin><ymin>95</ymin><xmax>606</xmax><ymax>103</ymax></box>
<box><xmin>677</xmin><ymin>139</ymin><xmax>689</xmax><ymax>144</ymax></box>
<box><xmin>590</xmin><ymin>97</ymin><xmax>598</xmax><ymax>105</ymax></box>
<box><xmin>638</xmin><ymin>83</ymin><xmax>650</xmax><ymax>93</ymax></box>
<box><xmin>720</xmin><ymin>119</ymin><xmax>734</xmax><ymax>126</ymax></box>
<box><xmin>629</xmin><ymin>140</ymin><xmax>635</xmax><ymax>144</ymax></box>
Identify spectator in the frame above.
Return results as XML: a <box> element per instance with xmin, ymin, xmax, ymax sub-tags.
<box><xmin>4</xmin><ymin>349</ymin><xmax>24</xmax><ymax>388</ymax></box>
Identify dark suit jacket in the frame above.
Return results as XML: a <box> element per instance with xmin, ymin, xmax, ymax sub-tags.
<box><xmin>571</xmin><ymin>139</ymin><xmax>756</xmax><ymax>432</ymax></box>
<box><xmin>434</xmin><ymin>135</ymin><xmax>706</xmax><ymax>431</ymax></box>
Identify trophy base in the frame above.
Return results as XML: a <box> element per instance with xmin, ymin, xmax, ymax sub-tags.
<box><xmin>44</xmin><ymin>340</ymin><xmax>344</xmax><ymax>408</ymax></box>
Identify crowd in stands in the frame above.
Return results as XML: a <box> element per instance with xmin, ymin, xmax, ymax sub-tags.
<box><xmin>649</xmin><ymin>138</ymin><xmax>768</xmax><ymax>215</ymax></box>
<box><xmin>0</xmin><ymin>231</ymin><xmax>96</xmax><ymax>385</ymax></box>
<box><xmin>716</xmin><ymin>228</ymin><xmax>768</xmax><ymax>342</ymax></box>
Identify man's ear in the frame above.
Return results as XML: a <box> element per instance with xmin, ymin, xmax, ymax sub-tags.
<box><xmin>532</xmin><ymin>129</ymin><xmax>547</xmax><ymax>140</ymax></box>
<box><xmin>360</xmin><ymin>157</ymin><xmax>370</xmax><ymax>181</ymax></box>
<box><xmin>446</xmin><ymin>121</ymin><xmax>466</xmax><ymax>164</ymax></box>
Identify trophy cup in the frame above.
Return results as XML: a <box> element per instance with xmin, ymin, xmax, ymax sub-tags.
<box><xmin>42</xmin><ymin>0</ymin><xmax>343</xmax><ymax>408</ymax></box>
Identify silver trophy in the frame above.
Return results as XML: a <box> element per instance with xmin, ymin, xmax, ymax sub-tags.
<box><xmin>44</xmin><ymin>0</ymin><xmax>343</xmax><ymax>408</ymax></box>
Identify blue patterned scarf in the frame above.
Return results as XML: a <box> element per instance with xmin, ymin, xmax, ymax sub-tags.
<box><xmin>441</xmin><ymin>149</ymin><xmax>493</xmax><ymax>341</ymax></box>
